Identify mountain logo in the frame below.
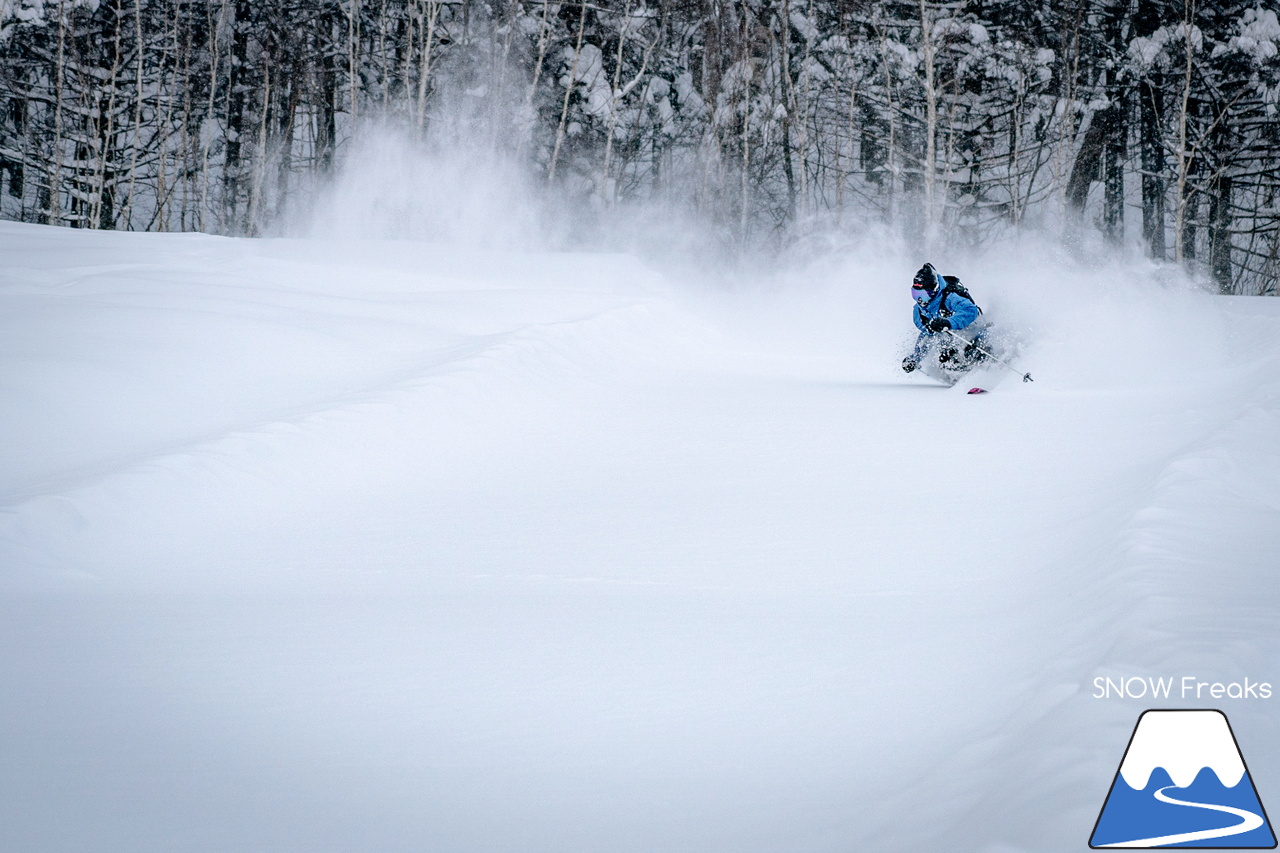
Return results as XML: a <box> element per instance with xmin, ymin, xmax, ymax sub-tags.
<box><xmin>1090</xmin><ymin>709</ymin><xmax>1277</xmax><ymax>848</ymax></box>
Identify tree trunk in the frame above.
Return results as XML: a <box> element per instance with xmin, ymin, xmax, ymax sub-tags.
<box><xmin>548</xmin><ymin>0</ymin><xmax>588</xmax><ymax>183</ymax></box>
<box><xmin>1135</xmin><ymin>0</ymin><xmax>1167</xmax><ymax>260</ymax></box>
<box><xmin>1101</xmin><ymin>0</ymin><xmax>1127</xmax><ymax>245</ymax></box>
<box><xmin>1065</xmin><ymin>114</ymin><xmax>1106</xmax><ymax>221</ymax></box>
<box><xmin>918</xmin><ymin>0</ymin><xmax>937</xmax><ymax>246</ymax></box>
<box><xmin>1171</xmin><ymin>0</ymin><xmax>1197</xmax><ymax>263</ymax></box>
<box><xmin>320</xmin><ymin>8</ymin><xmax>338</xmax><ymax>171</ymax></box>
<box><xmin>224</xmin><ymin>0</ymin><xmax>251</xmax><ymax>231</ymax></box>
<box><xmin>702</xmin><ymin>0</ymin><xmax>725</xmax><ymax>105</ymax></box>
<box><xmin>49</xmin><ymin>0</ymin><xmax>69</xmax><ymax>225</ymax></box>
<box><xmin>1209</xmin><ymin>175</ymin><xmax>1233</xmax><ymax>292</ymax></box>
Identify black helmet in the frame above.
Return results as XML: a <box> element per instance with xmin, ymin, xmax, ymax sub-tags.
<box><xmin>913</xmin><ymin>263</ymin><xmax>937</xmax><ymax>291</ymax></box>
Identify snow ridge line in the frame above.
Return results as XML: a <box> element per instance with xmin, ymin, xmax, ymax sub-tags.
<box><xmin>1105</xmin><ymin>359</ymin><xmax>1280</xmax><ymax>624</ymax></box>
<box><xmin>0</xmin><ymin>298</ymin><xmax>711</xmax><ymax>512</ymax></box>
<box><xmin>858</xmin><ymin>327</ymin><xmax>1280</xmax><ymax>853</ymax></box>
<box><xmin>1015</xmin><ymin>368</ymin><xmax>1280</xmax><ymax>851</ymax></box>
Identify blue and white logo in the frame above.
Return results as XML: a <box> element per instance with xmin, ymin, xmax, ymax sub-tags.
<box><xmin>1091</xmin><ymin>710</ymin><xmax>1276</xmax><ymax>848</ymax></box>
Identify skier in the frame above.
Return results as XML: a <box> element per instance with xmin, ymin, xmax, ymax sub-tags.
<box><xmin>901</xmin><ymin>262</ymin><xmax>988</xmax><ymax>377</ymax></box>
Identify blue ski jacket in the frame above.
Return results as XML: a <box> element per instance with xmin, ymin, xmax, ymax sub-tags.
<box><xmin>913</xmin><ymin>284</ymin><xmax>980</xmax><ymax>333</ymax></box>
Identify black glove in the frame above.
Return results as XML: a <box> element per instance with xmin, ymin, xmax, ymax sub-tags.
<box><xmin>902</xmin><ymin>357</ymin><xmax>918</xmax><ymax>373</ymax></box>
<box><xmin>926</xmin><ymin>317</ymin><xmax>951</xmax><ymax>334</ymax></box>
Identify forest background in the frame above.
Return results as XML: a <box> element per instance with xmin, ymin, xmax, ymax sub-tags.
<box><xmin>1</xmin><ymin>0</ymin><xmax>1278</xmax><ymax>293</ymax></box>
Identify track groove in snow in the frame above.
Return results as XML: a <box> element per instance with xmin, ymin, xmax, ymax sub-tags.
<box><xmin>0</xmin><ymin>287</ymin><xmax>701</xmax><ymax>508</ymax></box>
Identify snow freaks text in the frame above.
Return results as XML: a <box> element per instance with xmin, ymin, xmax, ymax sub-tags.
<box><xmin>1092</xmin><ymin>677</ymin><xmax>1274</xmax><ymax>701</ymax></box>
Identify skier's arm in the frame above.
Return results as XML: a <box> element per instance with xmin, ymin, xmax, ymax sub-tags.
<box><xmin>943</xmin><ymin>293</ymin><xmax>979</xmax><ymax>330</ymax></box>
<box><xmin>913</xmin><ymin>304</ymin><xmax>926</xmax><ymax>332</ymax></box>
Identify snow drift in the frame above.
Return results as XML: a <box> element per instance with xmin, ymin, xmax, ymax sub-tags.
<box><xmin>1</xmin><ymin>220</ymin><xmax>1279</xmax><ymax>853</ymax></box>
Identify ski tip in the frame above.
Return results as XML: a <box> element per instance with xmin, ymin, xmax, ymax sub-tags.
<box><xmin>967</xmin><ymin>387</ymin><xmax>988</xmax><ymax>395</ymax></box>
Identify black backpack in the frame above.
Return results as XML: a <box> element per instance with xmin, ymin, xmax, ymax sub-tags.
<box><xmin>937</xmin><ymin>275</ymin><xmax>982</xmax><ymax>315</ymax></box>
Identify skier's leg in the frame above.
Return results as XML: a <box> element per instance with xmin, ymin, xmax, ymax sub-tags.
<box><xmin>958</xmin><ymin>320</ymin><xmax>993</xmax><ymax>367</ymax></box>
<box><xmin>962</xmin><ymin>335</ymin><xmax>986</xmax><ymax>365</ymax></box>
<box><xmin>903</xmin><ymin>331</ymin><xmax>932</xmax><ymax>372</ymax></box>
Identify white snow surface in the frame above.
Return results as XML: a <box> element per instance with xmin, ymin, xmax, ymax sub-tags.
<box><xmin>2</xmin><ymin>220</ymin><xmax>1280</xmax><ymax>852</ymax></box>
<box><xmin>1119</xmin><ymin>710</ymin><xmax>1246</xmax><ymax>789</ymax></box>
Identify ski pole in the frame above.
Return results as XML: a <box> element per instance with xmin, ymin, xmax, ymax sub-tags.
<box><xmin>945</xmin><ymin>329</ymin><xmax>1033</xmax><ymax>382</ymax></box>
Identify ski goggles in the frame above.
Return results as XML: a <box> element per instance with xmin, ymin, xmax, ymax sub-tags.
<box><xmin>911</xmin><ymin>286</ymin><xmax>934</xmax><ymax>303</ymax></box>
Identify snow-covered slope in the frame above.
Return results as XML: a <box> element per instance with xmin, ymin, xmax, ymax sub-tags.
<box><xmin>1</xmin><ymin>220</ymin><xmax>1278</xmax><ymax>853</ymax></box>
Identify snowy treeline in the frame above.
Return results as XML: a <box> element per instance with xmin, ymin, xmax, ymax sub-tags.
<box><xmin>0</xmin><ymin>0</ymin><xmax>1278</xmax><ymax>292</ymax></box>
